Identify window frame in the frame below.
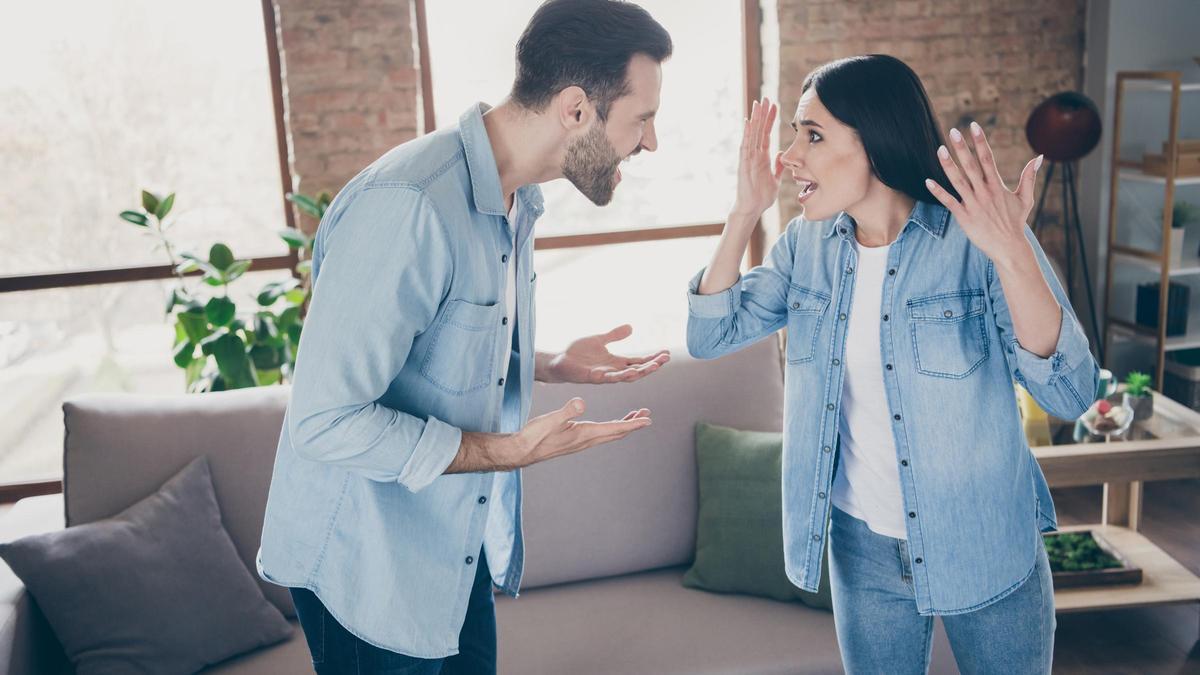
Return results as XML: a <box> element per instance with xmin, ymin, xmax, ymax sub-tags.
<box><xmin>0</xmin><ymin>0</ymin><xmax>765</xmax><ymax>500</ymax></box>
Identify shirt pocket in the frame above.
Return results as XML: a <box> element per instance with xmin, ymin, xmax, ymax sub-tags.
<box><xmin>906</xmin><ymin>289</ymin><xmax>989</xmax><ymax>379</ymax></box>
<box><xmin>420</xmin><ymin>299</ymin><xmax>500</xmax><ymax>395</ymax></box>
<box><xmin>785</xmin><ymin>284</ymin><xmax>831</xmax><ymax>364</ymax></box>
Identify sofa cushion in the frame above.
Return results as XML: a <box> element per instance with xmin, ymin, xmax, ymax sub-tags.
<box><xmin>521</xmin><ymin>338</ymin><xmax>785</xmax><ymax>589</ymax></box>
<box><xmin>63</xmin><ymin>386</ymin><xmax>293</xmax><ymax>617</ymax></box>
<box><xmin>496</xmin><ymin>566</ymin><xmax>960</xmax><ymax>674</ymax></box>
<box><xmin>683</xmin><ymin>423</ymin><xmax>832</xmax><ymax>609</ymax></box>
<box><xmin>199</xmin><ymin>621</ymin><xmax>309</xmax><ymax>674</ymax></box>
<box><xmin>0</xmin><ymin>457</ymin><xmax>292</xmax><ymax>675</ymax></box>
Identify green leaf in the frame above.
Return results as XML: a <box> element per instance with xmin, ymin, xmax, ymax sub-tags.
<box><xmin>256</xmin><ymin>278</ymin><xmax>300</xmax><ymax>306</ymax></box>
<box><xmin>256</xmin><ymin>368</ymin><xmax>283</xmax><ymax>386</ymax></box>
<box><xmin>295</xmin><ymin>259</ymin><xmax>312</xmax><ymax>276</ymax></box>
<box><xmin>165</xmin><ymin>287</ymin><xmax>180</xmax><ymax>314</ymax></box>
<box><xmin>209</xmin><ymin>243</ymin><xmax>235</xmax><ymax>271</ymax></box>
<box><xmin>120</xmin><ymin>210</ymin><xmax>149</xmax><ymax>227</ymax></box>
<box><xmin>278</xmin><ymin>306</ymin><xmax>301</xmax><ymax>329</ymax></box>
<box><xmin>155</xmin><ymin>192</ymin><xmax>175</xmax><ymax>220</ymax></box>
<box><xmin>141</xmin><ymin>190</ymin><xmax>160</xmax><ymax>214</ymax></box>
<box><xmin>205</xmin><ymin>296</ymin><xmax>236</xmax><ymax>327</ymax></box>
<box><xmin>184</xmin><ymin>358</ymin><xmax>206</xmax><ymax>388</ymax></box>
<box><xmin>205</xmin><ymin>332</ymin><xmax>257</xmax><ymax>389</ymax></box>
<box><xmin>177</xmin><ymin>308</ymin><xmax>211</xmax><ymax>344</ymax></box>
<box><xmin>250</xmin><ymin>343</ymin><xmax>284</xmax><ymax>370</ymax></box>
<box><xmin>286</xmin><ymin>192</ymin><xmax>322</xmax><ymax>218</ymax></box>
<box><xmin>173</xmin><ymin>340</ymin><xmax>196</xmax><ymax>368</ymax></box>
<box><xmin>255</xmin><ymin>312</ymin><xmax>280</xmax><ymax>340</ymax></box>
<box><xmin>284</xmin><ymin>287</ymin><xmax>308</xmax><ymax>305</ymax></box>
<box><xmin>224</xmin><ymin>259</ymin><xmax>252</xmax><ymax>284</ymax></box>
<box><xmin>278</xmin><ymin>227</ymin><xmax>309</xmax><ymax>249</ymax></box>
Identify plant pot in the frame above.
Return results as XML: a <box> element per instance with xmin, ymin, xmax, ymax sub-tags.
<box><xmin>1123</xmin><ymin>392</ymin><xmax>1153</xmax><ymax>421</ymax></box>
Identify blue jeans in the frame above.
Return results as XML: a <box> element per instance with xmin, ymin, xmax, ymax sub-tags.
<box><xmin>290</xmin><ymin>550</ymin><xmax>496</xmax><ymax>674</ymax></box>
<box><xmin>828</xmin><ymin>506</ymin><xmax>1055</xmax><ymax>674</ymax></box>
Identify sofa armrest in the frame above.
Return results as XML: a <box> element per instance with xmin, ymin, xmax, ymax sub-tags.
<box><xmin>0</xmin><ymin>494</ymin><xmax>70</xmax><ymax>675</ymax></box>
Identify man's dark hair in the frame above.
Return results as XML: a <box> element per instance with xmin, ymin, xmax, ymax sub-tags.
<box><xmin>512</xmin><ymin>0</ymin><xmax>672</xmax><ymax>121</ymax></box>
<box><xmin>802</xmin><ymin>54</ymin><xmax>960</xmax><ymax>205</ymax></box>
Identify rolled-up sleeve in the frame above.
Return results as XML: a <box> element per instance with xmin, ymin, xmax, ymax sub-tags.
<box><xmin>287</xmin><ymin>185</ymin><xmax>460</xmax><ymax>492</ymax></box>
<box><xmin>990</xmin><ymin>226</ymin><xmax>1099</xmax><ymax>420</ymax></box>
<box><xmin>686</xmin><ymin>220</ymin><xmax>798</xmax><ymax>360</ymax></box>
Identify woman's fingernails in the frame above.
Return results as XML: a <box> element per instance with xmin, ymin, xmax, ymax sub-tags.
<box><xmin>925</xmin><ymin>178</ymin><xmax>936</xmax><ymax>189</ymax></box>
<box><xmin>950</xmin><ymin>128</ymin><xmax>963</xmax><ymax>143</ymax></box>
<box><xmin>937</xmin><ymin>145</ymin><xmax>950</xmax><ymax>159</ymax></box>
<box><xmin>1035</xmin><ymin>154</ymin><xmax>1045</xmax><ymax>170</ymax></box>
<box><xmin>970</xmin><ymin>121</ymin><xmax>982</xmax><ymax>136</ymax></box>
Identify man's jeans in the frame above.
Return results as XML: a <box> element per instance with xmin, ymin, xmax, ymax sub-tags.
<box><xmin>290</xmin><ymin>550</ymin><xmax>496</xmax><ymax>674</ymax></box>
<box><xmin>828</xmin><ymin>506</ymin><xmax>1055</xmax><ymax>674</ymax></box>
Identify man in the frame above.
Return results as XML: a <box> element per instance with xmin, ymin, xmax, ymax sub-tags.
<box><xmin>257</xmin><ymin>1</ymin><xmax>673</xmax><ymax>673</ymax></box>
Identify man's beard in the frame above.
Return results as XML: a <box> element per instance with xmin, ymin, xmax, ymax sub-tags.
<box><xmin>562</xmin><ymin>121</ymin><xmax>623</xmax><ymax>206</ymax></box>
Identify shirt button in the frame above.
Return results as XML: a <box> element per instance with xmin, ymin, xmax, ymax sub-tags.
<box><xmin>498</xmin><ymin>378</ymin><xmax>505</xmax><ymax>386</ymax></box>
<box><xmin>883</xmin><ymin>314</ymin><xmax>889</xmax><ymax>321</ymax></box>
<box><xmin>502</xmin><ymin>317</ymin><xmax>508</xmax><ymax>325</ymax></box>
<box><xmin>886</xmin><ymin>363</ymin><xmax>893</xmax><ymax>370</ymax></box>
<box><xmin>901</xmin><ymin>459</ymin><xmax>909</xmax><ymax>466</ymax></box>
<box><xmin>823</xmin><ymin>445</ymin><xmax>832</xmax><ymax>453</ymax></box>
<box><xmin>812</xmin><ymin>534</ymin><xmax>821</xmax><ymax>542</ymax></box>
<box><xmin>888</xmin><ymin>268</ymin><xmax>896</xmax><ymax>276</ymax></box>
<box><xmin>846</xmin><ymin>267</ymin><xmax>854</xmax><ymax>274</ymax></box>
<box><xmin>839</xmin><ymin>227</ymin><xmax>847</xmax><ymax>235</ymax></box>
<box><xmin>478</xmin><ymin>496</ymin><xmax>488</xmax><ymax>505</ymax></box>
<box><xmin>908</xmin><ymin>511</ymin><xmax>916</xmax><ymax>518</ymax></box>
<box><xmin>792</xmin><ymin>302</ymin><xmax>800</xmax><ymax>310</ymax></box>
<box><xmin>465</xmin><ymin>556</ymin><xmax>475</xmax><ymax>565</ymax></box>
<box><xmin>832</xmin><ymin>358</ymin><xmax>840</xmax><ymax>366</ymax></box>
<box><xmin>501</xmin><ymin>254</ymin><xmax>509</xmax><ymax>263</ymax></box>
<box><xmin>893</xmin><ymin>414</ymin><xmax>902</xmax><ymax>421</ymax></box>
<box><xmin>839</xmin><ymin>313</ymin><xmax>847</xmax><ymax>321</ymax></box>
<box><xmin>915</xmin><ymin>557</ymin><xmax>924</xmax><ymax>564</ymax></box>
<box><xmin>943</xmin><ymin>310</ymin><xmax>953</xmax><ymax>318</ymax></box>
<box><xmin>827</xmin><ymin>403</ymin><xmax>835</xmax><ymax>411</ymax></box>
<box><xmin>818</xmin><ymin>492</ymin><xmax>827</xmax><ymax>499</ymax></box>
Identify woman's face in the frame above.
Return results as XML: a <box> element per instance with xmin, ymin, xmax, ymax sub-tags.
<box><xmin>779</xmin><ymin>88</ymin><xmax>875</xmax><ymax>222</ymax></box>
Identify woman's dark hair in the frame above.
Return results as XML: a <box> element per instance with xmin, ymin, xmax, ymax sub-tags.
<box><xmin>802</xmin><ymin>54</ymin><xmax>959</xmax><ymax>205</ymax></box>
<box><xmin>512</xmin><ymin>0</ymin><xmax>672</xmax><ymax>121</ymax></box>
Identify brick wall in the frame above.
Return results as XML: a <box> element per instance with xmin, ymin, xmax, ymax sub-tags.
<box><xmin>272</xmin><ymin>0</ymin><xmax>421</xmax><ymax>233</ymax></box>
<box><xmin>775</xmin><ymin>0</ymin><xmax>1087</xmax><ymax>256</ymax></box>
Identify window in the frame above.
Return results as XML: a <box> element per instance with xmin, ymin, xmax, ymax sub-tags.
<box><xmin>0</xmin><ymin>0</ymin><xmax>290</xmax><ymax>486</ymax></box>
<box><xmin>426</xmin><ymin>0</ymin><xmax>759</xmax><ymax>354</ymax></box>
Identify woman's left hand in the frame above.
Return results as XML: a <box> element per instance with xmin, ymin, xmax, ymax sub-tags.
<box><xmin>925</xmin><ymin>122</ymin><xmax>1043</xmax><ymax>266</ymax></box>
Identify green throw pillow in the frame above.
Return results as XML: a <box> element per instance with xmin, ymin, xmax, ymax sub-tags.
<box><xmin>683</xmin><ymin>422</ymin><xmax>833</xmax><ymax>610</ymax></box>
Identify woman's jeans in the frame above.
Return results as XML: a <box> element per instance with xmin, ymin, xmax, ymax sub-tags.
<box><xmin>289</xmin><ymin>550</ymin><xmax>496</xmax><ymax>675</ymax></box>
<box><xmin>828</xmin><ymin>506</ymin><xmax>1055</xmax><ymax>674</ymax></box>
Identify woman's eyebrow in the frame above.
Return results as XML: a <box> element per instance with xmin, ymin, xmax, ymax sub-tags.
<box><xmin>799</xmin><ymin>119</ymin><xmax>823</xmax><ymax>128</ymax></box>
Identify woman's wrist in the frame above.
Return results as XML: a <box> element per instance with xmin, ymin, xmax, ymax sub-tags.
<box><xmin>726</xmin><ymin>208</ymin><xmax>761</xmax><ymax>231</ymax></box>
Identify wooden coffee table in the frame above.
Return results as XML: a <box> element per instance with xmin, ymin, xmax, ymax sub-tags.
<box><xmin>1033</xmin><ymin>388</ymin><xmax>1200</xmax><ymax>614</ymax></box>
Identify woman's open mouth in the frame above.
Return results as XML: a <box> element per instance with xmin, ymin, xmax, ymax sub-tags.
<box><xmin>798</xmin><ymin>180</ymin><xmax>819</xmax><ymax>204</ymax></box>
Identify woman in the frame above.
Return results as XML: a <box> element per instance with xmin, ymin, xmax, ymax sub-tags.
<box><xmin>686</xmin><ymin>55</ymin><xmax>1098</xmax><ymax>674</ymax></box>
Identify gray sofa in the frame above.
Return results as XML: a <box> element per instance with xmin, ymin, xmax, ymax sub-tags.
<box><xmin>1</xmin><ymin>338</ymin><xmax>958</xmax><ymax>674</ymax></box>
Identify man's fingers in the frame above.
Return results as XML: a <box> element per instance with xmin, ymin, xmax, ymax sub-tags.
<box><xmin>602</xmin><ymin>324</ymin><xmax>634</xmax><ymax>344</ymax></box>
<box><xmin>625</xmin><ymin>350</ymin><xmax>671</xmax><ymax>366</ymax></box>
<box><xmin>554</xmin><ymin>397</ymin><xmax>585</xmax><ymax>424</ymax></box>
<box><xmin>622</xmin><ymin>408</ymin><xmax>651</xmax><ymax>421</ymax></box>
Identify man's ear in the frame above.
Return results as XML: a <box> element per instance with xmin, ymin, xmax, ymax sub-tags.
<box><xmin>556</xmin><ymin>86</ymin><xmax>593</xmax><ymax>131</ymax></box>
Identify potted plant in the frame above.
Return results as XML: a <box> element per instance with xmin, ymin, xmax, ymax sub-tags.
<box><xmin>1122</xmin><ymin>370</ymin><xmax>1154</xmax><ymax>421</ymax></box>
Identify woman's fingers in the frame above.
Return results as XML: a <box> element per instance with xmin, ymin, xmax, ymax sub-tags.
<box><xmin>760</xmin><ymin>99</ymin><xmax>776</xmax><ymax>151</ymax></box>
<box><xmin>925</xmin><ymin>178</ymin><xmax>966</xmax><ymax>222</ymax></box>
<box><xmin>1014</xmin><ymin>154</ymin><xmax>1044</xmax><ymax>211</ymax></box>
<box><xmin>937</xmin><ymin>143</ymin><xmax>975</xmax><ymax>207</ymax></box>
<box><xmin>948</xmin><ymin>127</ymin><xmax>986</xmax><ymax>192</ymax></box>
<box><xmin>969</xmin><ymin>122</ymin><xmax>1006</xmax><ymax>192</ymax></box>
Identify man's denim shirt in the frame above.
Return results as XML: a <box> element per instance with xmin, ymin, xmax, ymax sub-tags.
<box><xmin>686</xmin><ymin>201</ymin><xmax>1099</xmax><ymax>615</ymax></box>
<box><xmin>258</xmin><ymin>103</ymin><xmax>542</xmax><ymax>658</ymax></box>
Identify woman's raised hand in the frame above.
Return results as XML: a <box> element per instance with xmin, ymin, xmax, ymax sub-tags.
<box><xmin>732</xmin><ymin>97</ymin><xmax>785</xmax><ymax>220</ymax></box>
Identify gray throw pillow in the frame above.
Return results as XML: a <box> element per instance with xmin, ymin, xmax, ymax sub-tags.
<box><xmin>0</xmin><ymin>456</ymin><xmax>292</xmax><ymax>675</ymax></box>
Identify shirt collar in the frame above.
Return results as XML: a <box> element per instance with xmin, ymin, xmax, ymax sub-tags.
<box><xmin>821</xmin><ymin>200</ymin><xmax>950</xmax><ymax>240</ymax></box>
<box><xmin>458</xmin><ymin>102</ymin><xmax>544</xmax><ymax>219</ymax></box>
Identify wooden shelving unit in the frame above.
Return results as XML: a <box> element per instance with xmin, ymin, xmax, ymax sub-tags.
<box><xmin>1102</xmin><ymin>70</ymin><xmax>1200</xmax><ymax>387</ymax></box>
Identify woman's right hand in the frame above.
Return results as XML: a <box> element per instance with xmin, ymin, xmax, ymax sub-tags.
<box><xmin>732</xmin><ymin>96</ymin><xmax>784</xmax><ymax>221</ymax></box>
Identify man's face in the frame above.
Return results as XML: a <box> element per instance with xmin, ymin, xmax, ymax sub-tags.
<box><xmin>562</xmin><ymin>53</ymin><xmax>661</xmax><ymax>206</ymax></box>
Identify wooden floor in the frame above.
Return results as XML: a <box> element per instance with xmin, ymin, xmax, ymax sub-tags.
<box><xmin>1051</xmin><ymin>479</ymin><xmax>1200</xmax><ymax>674</ymax></box>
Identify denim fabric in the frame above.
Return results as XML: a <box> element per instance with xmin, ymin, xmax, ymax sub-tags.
<box><xmin>687</xmin><ymin>201</ymin><xmax>1098</xmax><ymax>614</ymax></box>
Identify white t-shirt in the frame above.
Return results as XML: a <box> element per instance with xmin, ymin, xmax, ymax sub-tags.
<box><xmin>831</xmin><ymin>239</ymin><xmax>908</xmax><ymax>540</ymax></box>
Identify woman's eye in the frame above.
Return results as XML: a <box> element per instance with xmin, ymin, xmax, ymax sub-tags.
<box><xmin>809</xmin><ymin>131</ymin><xmax>822</xmax><ymax>144</ymax></box>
